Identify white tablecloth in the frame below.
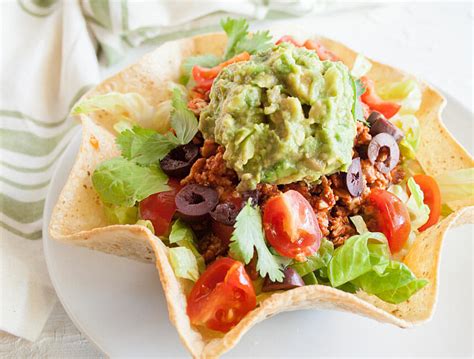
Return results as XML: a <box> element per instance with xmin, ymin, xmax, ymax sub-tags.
<box><xmin>1</xmin><ymin>2</ymin><xmax>472</xmax><ymax>357</ymax></box>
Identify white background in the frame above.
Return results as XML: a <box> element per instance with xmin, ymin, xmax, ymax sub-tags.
<box><xmin>1</xmin><ymin>2</ymin><xmax>472</xmax><ymax>357</ymax></box>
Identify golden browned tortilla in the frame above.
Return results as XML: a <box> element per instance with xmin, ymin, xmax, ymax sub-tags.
<box><xmin>49</xmin><ymin>32</ymin><xmax>474</xmax><ymax>358</ymax></box>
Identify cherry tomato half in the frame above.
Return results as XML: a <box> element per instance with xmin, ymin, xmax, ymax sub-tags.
<box><xmin>139</xmin><ymin>179</ymin><xmax>182</xmax><ymax>236</ymax></box>
<box><xmin>192</xmin><ymin>52</ymin><xmax>250</xmax><ymax>91</ymax></box>
<box><xmin>263</xmin><ymin>190</ymin><xmax>322</xmax><ymax>261</ymax></box>
<box><xmin>360</xmin><ymin>76</ymin><xmax>401</xmax><ymax>119</ymax></box>
<box><xmin>413</xmin><ymin>174</ymin><xmax>442</xmax><ymax>232</ymax></box>
<box><xmin>187</xmin><ymin>257</ymin><xmax>256</xmax><ymax>333</ymax></box>
<box><xmin>366</xmin><ymin>189</ymin><xmax>411</xmax><ymax>253</ymax></box>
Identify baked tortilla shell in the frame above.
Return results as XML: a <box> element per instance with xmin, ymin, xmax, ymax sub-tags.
<box><xmin>49</xmin><ymin>32</ymin><xmax>474</xmax><ymax>358</ymax></box>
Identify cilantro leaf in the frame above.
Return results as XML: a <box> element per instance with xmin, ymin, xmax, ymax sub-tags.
<box><xmin>180</xmin><ymin>54</ymin><xmax>221</xmax><ymax>84</ymax></box>
<box><xmin>92</xmin><ymin>157</ymin><xmax>169</xmax><ymax>207</ymax></box>
<box><xmin>170</xmin><ymin>88</ymin><xmax>198</xmax><ymax>144</ymax></box>
<box><xmin>116</xmin><ymin>126</ymin><xmax>179</xmax><ymax>165</ymax></box>
<box><xmin>235</xmin><ymin>30</ymin><xmax>273</xmax><ymax>55</ymax></box>
<box><xmin>352</xmin><ymin>77</ymin><xmax>366</xmax><ymax>122</ymax></box>
<box><xmin>115</xmin><ymin>89</ymin><xmax>197</xmax><ymax>165</ymax></box>
<box><xmin>221</xmin><ymin>17</ymin><xmax>249</xmax><ymax>59</ymax></box>
<box><xmin>229</xmin><ymin>201</ymin><xmax>284</xmax><ymax>282</ymax></box>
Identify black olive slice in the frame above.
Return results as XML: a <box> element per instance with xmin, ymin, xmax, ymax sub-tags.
<box><xmin>368</xmin><ymin>111</ymin><xmax>404</xmax><ymax>143</ymax></box>
<box><xmin>262</xmin><ymin>267</ymin><xmax>305</xmax><ymax>292</ymax></box>
<box><xmin>175</xmin><ymin>184</ymin><xmax>219</xmax><ymax>222</ymax></box>
<box><xmin>210</xmin><ymin>202</ymin><xmax>240</xmax><ymax>226</ymax></box>
<box><xmin>160</xmin><ymin>143</ymin><xmax>199</xmax><ymax>178</ymax></box>
<box><xmin>345</xmin><ymin>157</ymin><xmax>365</xmax><ymax>197</ymax></box>
<box><xmin>368</xmin><ymin>133</ymin><xmax>400</xmax><ymax>174</ymax></box>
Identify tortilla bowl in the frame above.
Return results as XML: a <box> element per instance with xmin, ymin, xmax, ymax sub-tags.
<box><xmin>49</xmin><ymin>32</ymin><xmax>474</xmax><ymax>358</ymax></box>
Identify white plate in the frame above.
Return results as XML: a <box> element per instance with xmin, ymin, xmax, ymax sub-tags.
<box><xmin>43</xmin><ymin>94</ymin><xmax>473</xmax><ymax>357</ymax></box>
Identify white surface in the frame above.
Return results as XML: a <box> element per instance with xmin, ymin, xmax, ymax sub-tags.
<box><xmin>1</xmin><ymin>2</ymin><xmax>473</xmax><ymax>357</ymax></box>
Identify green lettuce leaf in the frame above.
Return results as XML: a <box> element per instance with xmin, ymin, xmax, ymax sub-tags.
<box><xmin>392</xmin><ymin>114</ymin><xmax>421</xmax><ymax>159</ymax></box>
<box><xmin>435</xmin><ymin>168</ymin><xmax>474</xmax><ymax>204</ymax></box>
<box><xmin>350</xmin><ymin>54</ymin><xmax>372</xmax><ymax>78</ymax></box>
<box><xmin>72</xmin><ymin>92</ymin><xmax>171</xmax><ymax>133</ymax></box>
<box><xmin>103</xmin><ymin>204</ymin><xmax>138</xmax><ymax>224</ymax></box>
<box><xmin>327</xmin><ymin>231</ymin><xmax>387</xmax><ymax>287</ymax></box>
<box><xmin>353</xmin><ymin>261</ymin><xmax>428</xmax><ymax>304</ymax></box>
<box><xmin>229</xmin><ymin>201</ymin><xmax>284</xmax><ymax>282</ymax></box>
<box><xmin>351</xmin><ymin>77</ymin><xmax>366</xmax><ymax>122</ymax></box>
<box><xmin>92</xmin><ymin>157</ymin><xmax>169</xmax><ymax>207</ymax></box>
<box><xmin>169</xmin><ymin>219</ymin><xmax>205</xmax><ymax>273</ymax></box>
<box><xmin>169</xmin><ymin>247</ymin><xmax>200</xmax><ymax>282</ymax></box>
<box><xmin>406</xmin><ymin>177</ymin><xmax>430</xmax><ymax>230</ymax></box>
<box><xmin>136</xmin><ymin>219</ymin><xmax>155</xmax><ymax>233</ymax></box>
<box><xmin>349</xmin><ymin>215</ymin><xmax>369</xmax><ymax>234</ymax></box>
<box><xmin>290</xmin><ymin>238</ymin><xmax>334</xmax><ymax>277</ymax></box>
<box><xmin>378</xmin><ymin>79</ymin><xmax>422</xmax><ymax>114</ymax></box>
<box><xmin>302</xmin><ymin>272</ymin><xmax>318</xmax><ymax>285</ymax></box>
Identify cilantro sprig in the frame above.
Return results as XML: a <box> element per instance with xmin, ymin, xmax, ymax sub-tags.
<box><xmin>229</xmin><ymin>201</ymin><xmax>284</xmax><ymax>282</ymax></box>
<box><xmin>181</xmin><ymin>18</ymin><xmax>273</xmax><ymax>83</ymax></box>
<box><xmin>92</xmin><ymin>89</ymin><xmax>198</xmax><ymax>207</ymax></box>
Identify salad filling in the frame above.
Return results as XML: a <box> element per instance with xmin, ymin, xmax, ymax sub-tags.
<box><xmin>72</xmin><ymin>18</ymin><xmax>465</xmax><ymax>335</ymax></box>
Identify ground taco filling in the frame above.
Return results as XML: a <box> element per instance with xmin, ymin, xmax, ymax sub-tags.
<box><xmin>73</xmin><ymin>18</ymin><xmax>464</xmax><ymax>335</ymax></box>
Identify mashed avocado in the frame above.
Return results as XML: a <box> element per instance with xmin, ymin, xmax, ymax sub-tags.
<box><xmin>199</xmin><ymin>42</ymin><xmax>356</xmax><ymax>190</ymax></box>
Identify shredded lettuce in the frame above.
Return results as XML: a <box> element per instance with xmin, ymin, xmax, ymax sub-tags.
<box><xmin>378</xmin><ymin>79</ymin><xmax>422</xmax><ymax>114</ymax></box>
<box><xmin>302</xmin><ymin>272</ymin><xmax>318</xmax><ymax>285</ymax></box>
<box><xmin>352</xmin><ymin>77</ymin><xmax>366</xmax><ymax>122</ymax></box>
<box><xmin>136</xmin><ymin>219</ymin><xmax>154</xmax><ymax>234</ymax></box>
<box><xmin>435</xmin><ymin>168</ymin><xmax>474</xmax><ymax>204</ymax></box>
<box><xmin>229</xmin><ymin>201</ymin><xmax>284</xmax><ymax>282</ymax></box>
<box><xmin>351</xmin><ymin>54</ymin><xmax>372</xmax><ymax>78</ymax></box>
<box><xmin>290</xmin><ymin>238</ymin><xmax>333</xmax><ymax>277</ymax></box>
<box><xmin>353</xmin><ymin>261</ymin><xmax>428</xmax><ymax>304</ymax></box>
<box><xmin>72</xmin><ymin>92</ymin><xmax>172</xmax><ymax>133</ymax></box>
<box><xmin>406</xmin><ymin>177</ymin><xmax>430</xmax><ymax>230</ymax></box>
<box><xmin>392</xmin><ymin>114</ymin><xmax>421</xmax><ymax>159</ymax></box>
<box><xmin>169</xmin><ymin>219</ymin><xmax>205</xmax><ymax>274</ymax></box>
<box><xmin>328</xmin><ymin>232</ymin><xmax>386</xmax><ymax>287</ymax></box>
<box><xmin>349</xmin><ymin>215</ymin><xmax>369</xmax><ymax>234</ymax></box>
<box><xmin>326</xmin><ymin>231</ymin><xmax>427</xmax><ymax>303</ymax></box>
<box><xmin>103</xmin><ymin>204</ymin><xmax>138</xmax><ymax>224</ymax></box>
<box><xmin>169</xmin><ymin>247</ymin><xmax>200</xmax><ymax>282</ymax></box>
<box><xmin>92</xmin><ymin>157</ymin><xmax>169</xmax><ymax>207</ymax></box>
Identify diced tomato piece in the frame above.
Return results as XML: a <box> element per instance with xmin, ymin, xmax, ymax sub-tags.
<box><xmin>303</xmin><ymin>39</ymin><xmax>339</xmax><ymax>61</ymax></box>
<box><xmin>139</xmin><ymin>179</ymin><xmax>182</xmax><ymax>236</ymax></box>
<box><xmin>187</xmin><ymin>258</ymin><xmax>256</xmax><ymax>333</ymax></box>
<box><xmin>412</xmin><ymin>174</ymin><xmax>442</xmax><ymax>232</ymax></box>
<box><xmin>192</xmin><ymin>52</ymin><xmax>250</xmax><ymax>91</ymax></box>
<box><xmin>275</xmin><ymin>35</ymin><xmax>303</xmax><ymax>46</ymax></box>
<box><xmin>360</xmin><ymin>76</ymin><xmax>401</xmax><ymax>119</ymax></box>
<box><xmin>366</xmin><ymin>189</ymin><xmax>411</xmax><ymax>253</ymax></box>
<box><xmin>263</xmin><ymin>190</ymin><xmax>322</xmax><ymax>261</ymax></box>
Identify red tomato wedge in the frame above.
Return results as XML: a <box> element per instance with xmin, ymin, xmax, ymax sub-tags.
<box><xmin>187</xmin><ymin>258</ymin><xmax>256</xmax><ymax>333</ymax></box>
<box><xmin>192</xmin><ymin>52</ymin><xmax>250</xmax><ymax>91</ymax></box>
<box><xmin>366</xmin><ymin>189</ymin><xmax>411</xmax><ymax>254</ymax></box>
<box><xmin>413</xmin><ymin>174</ymin><xmax>442</xmax><ymax>232</ymax></box>
<box><xmin>360</xmin><ymin>76</ymin><xmax>401</xmax><ymax>119</ymax></box>
<box><xmin>263</xmin><ymin>190</ymin><xmax>322</xmax><ymax>261</ymax></box>
<box><xmin>139</xmin><ymin>179</ymin><xmax>182</xmax><ymax>236</ymax></box>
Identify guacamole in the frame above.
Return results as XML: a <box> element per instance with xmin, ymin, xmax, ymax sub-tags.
<box><xmin>199</xmin><ymin>42</ymin><xmax>356</xmax><ymax>190</ymax></box>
